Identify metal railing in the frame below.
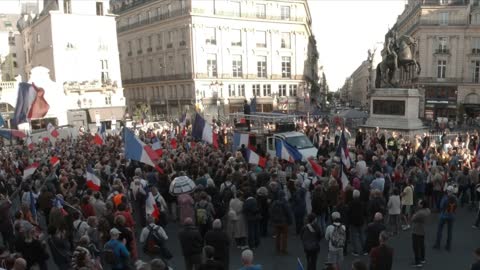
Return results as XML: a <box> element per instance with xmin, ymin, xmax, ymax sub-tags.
<box><xmin>117</xmin><ymin>9</ymin><xmax>188</xmax><ymax>33</ymax></box>
<box><xmin>123</xmin><ymin>73</ymin><xmax>193</xmax><ymax>84</ymax></box>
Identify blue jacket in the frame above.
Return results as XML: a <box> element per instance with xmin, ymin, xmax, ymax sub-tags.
<box><xmin>439</xmin><ymin>194</ymin><xmax>458</xmax><ymax>220</ymax></box>
<box><xmin>104</xmin><ymin>239</ymin><xmax>130</xmax><ymax>269</ymax></box>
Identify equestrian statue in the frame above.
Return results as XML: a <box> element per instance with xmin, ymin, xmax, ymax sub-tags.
<box><xmin>375</xmin><ymin>30</ymin><xmax>421</xmax><ymax>88</ymax></box>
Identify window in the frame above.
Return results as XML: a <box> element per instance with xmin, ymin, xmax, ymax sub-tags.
<box><xmin>167</xmin><ymin>31</ymin><xmax>173</xmax><ymax>48</ymax></box>
<box><xmin>64</xmin><ymin>0</ymin><xmax>72</xmax><ymax>14</ymax></box>
<box><xmin>149</xmin><ymin>59</ymin><xmax>154</xmax><ymax>76</ymax></box>
<box><xmin>228</xmin><ymin>84</ymin><xmax>236</xmax><ymax>96</ymax></box>
<box><xmin>180</xmin><ymin>0</ymin><xmax>186</xmax><ymax>11</ymax></box>
<box><xmin>437</xmin><ymin>60</ymin><xmax>446</xmax><ymax>79</ymax></box>
<box><xmin>96</xmin><ymin>2</ymin><xmax>104</xmax><ymax>16</ymax></box>
<box><xmin>263</xmin><ymin>84</ymin><xmax>271</xmax><ymax>96</ymax></box>
<box><xmin>437</xmin><ymin>37</ymin><xmax>448</xmax><ymax>53</ymax></box>
<box><xmin>281</xmin><ymin>32</ymin><xmax>291</xmax><ymax>49</ymax></box>
<box><xmin>139</xmin><ymin>60</ymin><xmax>144</xmax><ymax>78</ymax></box>
<box><xmin>474</xmin><ymin>13</ymin><xmax>480</xmax><ymax>25</ymax></box>
<box><xmin>157</xmin><ymin>33</ymin><xmax>163</xmax><ymax>50</ymax></box>
<box><xmin>100</xmin><ymin>60</ymin><xmax>109</xmax><ymax>83</ymax></box>
<box><xmin>180</xmin><ymin>28</ymin><xmax>187</xmax><ymax>46</ymax></box>
<box><xmin>256</xmin><ymin>4</ymin><xmax>266</xmax><ymax>18</ymax></box>
<box><xmin>168</xmin><ymin>55</ymin><xmax>174</xmax><ymax>75</ymax></box>
<box><xmin>232</xmin><ymin>55</ymin><xmax>243</xmax><ymax>77</ymax></box>
<box><xmin>13</xmin><ymin>61</ymin><xmax>17</xmax><ymax>68</ymax></box>
<box><xmin>279</xmin><ymin>85</ymin><xmax>287</xmax><ymax>96</ymax></box>
<box><xmin>105</xmin><ymin>95</ymin><xmax>112</xmax><ymax>105</ymax></box>
<box><xmin>281</xmin><ymin>56</ymin><xmax>291</xmax><ymax>78</ymax></box>
<box><xmin>207</xmin><ymin>54</ymin><xmax>217</xmax><ymax>77</ymax></box>
<box><xmin>147</xmin><ymin>35</ymin><xmax>152</xmax><ymax>51</ymax></box>
<box><xmin>255</xmin><ymin>31</ymin><xmax>266</xmax><ymax>48</ymax></box>
<box><xmin>439</xmin><ymin>0</ymin><xmax>448</xmax><ymax>4</ymax></box>
<box><xmin>473</xmin><ymin>61</ymin><xmax>480</xmax><ymax>83</ymax></box>
<box><xmin>231</xmin><ymin>1</ymin><xmax>241</xmax><ymax>17</ymax></box>
<box><xmin>238</xmin><ymin>84</ymin><xmax>245</xmax><ymax>96</ymax></box>
<box><xmin>36</xmin><ymin>34</ymin><xmax>40</xmax><ymax>43</ymax></box>
<box><xmin>206</xmin><ymin>27</ymin><xmax>216</xmax><ymax>45</ymax></box>
<box><xmin>473</xmin><ymin>38</ymin><xmax>480</xmax><ymax>54</ymax></box>
<box><xmin>281</xmin><ymin>6</ymin><xmax>290</xmax><ymax>20</ymax></box>
<box><xmin>439</xmin><ymin>12</ymin><xmax>448</xmax><ymax>25</ymax></box>
<box><xmin>257</xmin><ymin>56</ymin><xmax>267</xmax><ymax>77</ymax></box>
<box><xmin>128</xmin><ymin>41</ymin><xmax>132</xmax><ymax>55</ymax></box>
<box><xmin>137</xmin><ymin>38</ymin><xmax>143</xmax><ymax>54</ymax></box>
<box><xmin>158</xmin><ymin>57</ymin><xmax>164</xmax><ymax>75</ymax></box>
<box><xmin>167</xmin><ymin>3</ymin><xmax>172</xmax><ymax>17</ymax></box>
<box><xmin>129</xmin><ymin>63</ymin><xmax>133</xmax><ymax>78</ymax></box>
<box><xmin>231</xmin><ymin>29</ymin><xmax>242</xmax><ymax>46</ymax></box>
<box><xmin>252</xmin><ymin>84</ymin><xmax>261</xmax><ymax>96</ymax></box>
<box><xmin>182</xmin><ymin>54</ymin><xmax>187</xmax><ymax>75</ymax></box>
<box><xmin>289</xmin><ymin>85</ymin><xmax>297</xmax><ymax>96</ymax></box>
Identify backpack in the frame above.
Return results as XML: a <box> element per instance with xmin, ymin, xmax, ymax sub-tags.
<box><xmin>330</xmin><ymin>224</ymin><xmax>346</xmax><ymax>249</ymax></box>
<box><xmin>73</xmin><ymin>221</ymin><xmax>85</xmax><ymax>244</ymax></box>
<box><xmin>222</xmin><ymin>182</ymin><xmax>234</xmax><ymax>204</ymax></box>
<box><xmin>270</xmin><ymin>200</ymin><xmax>285</xmax><ymax>224</ymax></box>
<box><xmin>445</xmin><ymin>196</ymin><xmax>457</xmax><ymax>214</ymax></box>
<box><xmin>195</xmin><ymin>204</ymin><xmax>209</xmax><ymax>225</ymax></box>
<box><xmin>143</xmin><ymin>225</ymin><xmax>162</xmax><ymax>254</ymax></box>
<box><xmin>102</xmin><ymin>241</ymin><xmax>118</xmax><ymax>265</ymax></box>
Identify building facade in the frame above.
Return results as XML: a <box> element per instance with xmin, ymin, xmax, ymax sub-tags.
<box><xmin>16</xmin><ymin>0</ymin><xmax>125</xmax><ymax>128</ymax></box>
<box><xmin>0</xmin><ymin>14</ymin><xmax>25</xmax><ymax>82</ymax></box>
<box><xmin>112</xmin><ymin>0</ymin><xmax>317</xmax><ymax>121</ymax></box>
<box><xmin>388</xmin><ymin>0</ymin><xmax>480</xmax><ymax>123</ymax></box>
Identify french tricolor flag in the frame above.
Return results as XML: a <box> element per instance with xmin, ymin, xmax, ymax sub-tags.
<box><xmin>192</xmin><ymin>113</ymin><xmax>218</xmax><ymax>148</ymax></box>
<box><xmin>93</xmin><ymin>124</ymin><xmax>106</xmax><ymax>145</ymax></box>
<box><xmin>23</xmin><ymin>162</ymin><xmax>39</xmax><ymax>179</ymax></box>
<box><xmin>26</xmin><ymin>136</ymin><xmax>35</xmax><ymax>150</ymax></box>
<box><xmin>275</xmin><ymin>140</ymin><xmax>303</xmax><ymax>163</ymax></box>
<box><xmin>50</xmin><ymin>156</ymin><xmax>60</xmax><ymax>167</ymax></box>
<box><xmin>145</xmin><ymin>191</ymin><xmax>160</xmax><ymax>220</ymax></box>
<box><xmin>247</xmin><ymin>149</ymin><xmax>266</xmax><ymax>168</ymax></box>
<box><xmin>336</xmin><ymin>130</ymin><xmax>351</xmax><ymax>169</ymax></box>
<box><xmin>124</xmin><ymin>127</ymin><xmax>160</xmax><ymax>168</ymax></box>
<box><xmin>308</xmin><ymin>157</ymin><xmax>323</xmax><ymax>177</ymax></box>
<box><xmin>47</xmin><ymin>123</ymin><xmax>59</xmax><ymax>138</ymax></box>
<box><xmin>86</xmin><ymin>165</ymin><xmax>101</xmax><ymax>191</ymax></box>
<box><xmin>233</xmin><ymin>133</ymin><xmax>249</xmax><ymax>150</ymax></box>
<box><xmin>12</xmin><ymin>82</ymin><xmax>50</xmax><ymax>126</ymax></box>
<box><xmin>152</xmin><ymin>137</ymin><xmax>163</xmax><ymax>156</ymax></box>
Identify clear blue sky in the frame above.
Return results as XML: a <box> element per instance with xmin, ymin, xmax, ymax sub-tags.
<box><xmin>308</xmin><ymin>0</ymin><xmax>406</xmax><ymax>91</ymax></box>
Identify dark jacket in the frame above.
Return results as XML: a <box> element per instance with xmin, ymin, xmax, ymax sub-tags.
<box><xmin>269</xmin><ymin>196</ymin><xmax>293</xmax><ymax>225</ymax></box>
<box><xmin>256</xmin><ymin>195</ymin><xmax>269</xmax><ymax>220</ymax></box>
<box><xmin>291</xmin><ymin>187</ymin><xmax>307</xmax><ymax>216</ymax></box>
<box><xmin>471</xmin><ymin>261</ymin><xmax>480</xmax><ymax>270</ymax></box>
<box><xmin>348</xmin><ymin>198</ymin><xmax>365</xmax><ymax>227</ymax></box>
<box><xmin>300</xmin><ymin>222</ymin><xmax>322</xmax><ymax>251</ymax></box>
<box><xmin>204</xmin><ymin>229</ymin><xmax>230</xmax><ymax>259</ymax></box>
<box><xmin>178</xmin><ymin>225</ymin><xmax>203</xmax><ymax>256</ymax></box>
<box><xmin>311</xmin><ymin>189</ymin><xmax>328</xmax><ymax>215</ymax></box>
<box><xmin>369</xmin><ymin>244</ymin><xmax>393</xmax><ymax>270</ymax></box>
<box><xmin>365</xmin><ymin>221</ymin><xmax>386</xmax><ymax>252</ymax></box>
<box><xmin>243</xmin><ymin>197</ymin><xmax>260</xmax><ymax>222</ymax></box>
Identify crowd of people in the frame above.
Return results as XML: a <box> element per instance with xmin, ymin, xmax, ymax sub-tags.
<box><xmin>0</xmin><ymin>117</ymin><xmax>479</xmax><ymax>270</ymax></box>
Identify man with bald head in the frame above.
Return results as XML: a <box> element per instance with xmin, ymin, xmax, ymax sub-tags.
<box><xmin>365</xmin><ymin>212</ymin><xmax>386</xmax><ymax>255</ymax></box>
<box><xmin>13</xmin><ymin>258</ymin><xmax>27</xmax><ymax>270</ymax></box>
<box><xmin>205</xmin><ymin>219</ymin><xmax>230</xmax><ymax>269</ymax></box>
<box><xmin>178</xmin><ymin>217</ymin><xmax>203</xmax><ymax>270</ymax></box>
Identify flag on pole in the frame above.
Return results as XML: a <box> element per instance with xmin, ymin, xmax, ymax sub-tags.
<box><xmin>93</xmin><ymin>123</ymin><xmax>106</xmax><ymax>145</ymax></box>
<box><xmin>192</xmin><ymin>113</ymin><xmax>218</xmax><ymax>148</ymax></box>
<box><xmin>275</xmin><ymin>140</ymin><xmax>303</xmax><ymax>162</ymax></box>
<box><xmin>124</xmin><ymin>127</ymin><xmax>159</xmax><ymax>167</ymax></box>
<box><xmin>13</xmin><ymin>82</ymin><xmax>50</xmax><ymax>126</ymax></box>
<box><xmin>86</xmin><ymin>165</ymin><xmax>101</xmax><ymax>191</ymax></box>
<box><xmin>50</xmin><ymin>156</ymin><xmax>60</xmax><ymax>167</ymax></box>
<box><xmin>336</xmin><ymin>130</ymin><xmax>351</xmax><ymax>169</ymax></box>
<box><xmin>152</xmin><ymin>137</ymin><xmax>163</xmax><ymax>156</ymax></box>
<box><xmin>247</xmin><ymin>149</ymin><xmax>266</xmax><ymax>168</ymax></box>
<box><xmin>308</xmin><ymin>157</ymin><xmax>323</xmax><ymax>177</ymax></box>
<box><xmin>297</xmin><ymin>258</ymin><xmax>305</xmax><ymax>270</ymax></box>
<box><xmin>23</xmin><ymin>162</ymin><xmax>39</xmax><ymax>179</ymax></box>
<box><xmin>47</xmin><ymin>123</ymin><xmax>59</xmax><ymax>138</ymax></box>
<box><xmin>233</xmin><ymin>133</ymin><xmax>249</xmax><ymax>150</ymax></box>
<box><xmin>145</xmin><ymin>191</ymin><xmax>160</xmax><ymax>220</ymax></box>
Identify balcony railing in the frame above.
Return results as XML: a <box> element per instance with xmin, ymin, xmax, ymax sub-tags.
<box><xmin>111</xmin><ymin>0</ymin><xmax>157</xmax><ymax>14</ymax></box>
<box><xmin>420</xmin><ymin>19</ymin><xmax>468</xmax><ymax>26</ymax></box>
<box><xmin>117</xmin><ymin>9</ymin><xmax>188</xmax><ymax>33</ymax></box>
<box><xmin>123</xmin><ymin>73</ymin><xmax>193</xmax><ymax>84</ymax></box>
<box><xmin>435</xmin><ymin>48</ymin><xmax>450</xmax><ymax>54</ymax></box>
<box><xmin>210</xmin><ymin>10</ymin><xmax>306</xmax><ymax>22</ymax></box>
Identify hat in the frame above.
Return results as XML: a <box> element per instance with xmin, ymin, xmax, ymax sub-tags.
<box><xmin>446</xmin><ymin>185</ymin><xmax>454</xmax><ymax>193</ymax></box>
<box><xmin>331</xmin><ymin>211</ymin><xmax>341</xmax><ymax>220</ymax></box>
<box><xmin>256</xmin><ymin>187</ymin><xmax>268</xmax><ymax>196</ymax></box>
<box><xmin>109</xmin><ymin>228</ymin><xmax>121</xmax><ymax>236</ymax></box>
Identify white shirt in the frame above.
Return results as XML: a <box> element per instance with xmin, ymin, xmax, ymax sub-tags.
<box><xmin>153</xmin><ymin>193</ymin><xmax>168</xmax><ymax>212</ymax></box>
<box><xmin>139</xmin><ymin>223</ymin><xmax>168</xmax><ymax>243</ymax></box>
<box><xmin>73</xmin><ymin>219</ymin><xmax>90</xmax><ymax>237</ymax></box>
<box><xmin>355</xmin><ymin>160</ymin><xmax>368</xmax><ymax>178</ymax></box>
<box><xmin>387</xmin><ymin>195</ymin><xmax>401</xmax><ymax>215</ymax></box>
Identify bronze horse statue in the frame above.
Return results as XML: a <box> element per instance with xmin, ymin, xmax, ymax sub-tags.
<box><xmin>375</xmin><ymin>35</ymin><xmax>421</xmax><ymax>88</ymax></box>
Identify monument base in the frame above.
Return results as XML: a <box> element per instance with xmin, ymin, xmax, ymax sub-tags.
<box><xmin>362</xmin><ymin>88</ymin><xmax>427</xmax><ymax>135</ymax></box>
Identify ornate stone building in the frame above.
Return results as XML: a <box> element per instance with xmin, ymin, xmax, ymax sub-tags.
<box><xmin>388</xmin><ymin>0</ymin><xmax>480</xmax><ymax>123</ymax></box>
<box><xmin>112</xmin><ymin>0</ymin><xmax>318</xmax><ymax>120</ymax></box>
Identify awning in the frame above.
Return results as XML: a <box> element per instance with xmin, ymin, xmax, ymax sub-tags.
<box><xmin>88</xmin><ymin>107</ymin><xmax>126</xmax><ymax>122</ymax></box>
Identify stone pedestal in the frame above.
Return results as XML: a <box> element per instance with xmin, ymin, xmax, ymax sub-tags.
<box><xmin>363</xmin><ymin>88</ymin><xmax>426</xmax><ymax>133</ymax></box>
